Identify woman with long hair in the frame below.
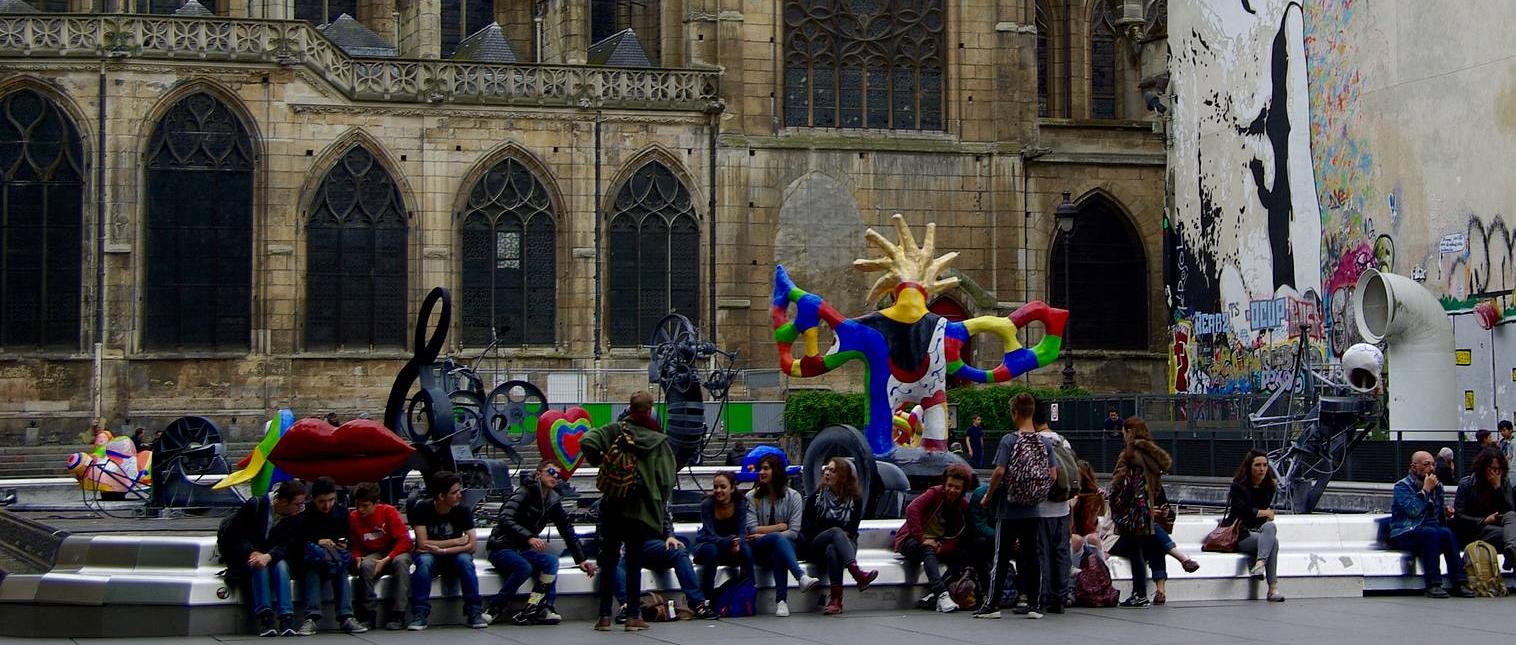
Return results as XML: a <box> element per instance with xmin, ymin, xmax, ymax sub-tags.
<box><xmin>1107</xmin><ymin>417</ymin><xmax>1172</xmax><ymax>607</ymax></box>
<box><xmin>693</xmin><ymin>472</ymin><xmax>757</xmax><ymax>609</ymax></box>
<box><xmin>1071</xmin><ymin>460</ymin><xmax>1106</xmax><ymax>559</ymax></box>
<box><xmin>1452</xmin><ymin>448</ymin><xmax>1516</xmax><ymax>561</ymax></box>
<box><xmin>746</xmin><ymin>454</ymin><xmax>819</xmax><ymax>617</ymax></box>
<box><xmin>1228</xmin><ymin>449</ymin><xmax>1284</xmax><ymax>601</ymax></box>
<box><xmin>801</xmin><ymin>457</ymin><xmax>878</xmax><ymax>615</ymax></box>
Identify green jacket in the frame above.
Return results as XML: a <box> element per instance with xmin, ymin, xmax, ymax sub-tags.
<box><xmin>580</xmin><ymin>417</ymin><xmax>676</xmax><ymax>535</ymax></box>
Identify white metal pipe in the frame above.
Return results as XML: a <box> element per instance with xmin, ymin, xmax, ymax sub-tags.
<box><xmin>1353</xmin><ymin>270</ymin><xmax>1458</xmax><ymax>437</ymax></box>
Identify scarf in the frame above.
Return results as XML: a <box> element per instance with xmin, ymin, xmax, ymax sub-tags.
<box><xmin>817</xmin><ymin>488</ymin><xmax>854</xmax><ymax>524</ymax></box>
<box><xmin>625</xmin><ymin>409</ymin><xmax>662</xmax><ymax>433</ymax></box>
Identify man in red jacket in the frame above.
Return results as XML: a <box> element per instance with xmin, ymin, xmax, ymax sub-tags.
<box><xmin>895</xmin><ymin>463</ymin><xmax>973</xmax><ymax>613</ymax></box>
<box><xmin>348</xmin><ymin>481</ymin><xmax>414</xmax><ymax>630</ymax></box>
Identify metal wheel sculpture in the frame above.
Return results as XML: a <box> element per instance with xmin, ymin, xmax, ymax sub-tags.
<box><xmin>646</xmin><ymin>313</ymin><xmax>740</xmax><ymax>468</ymax></box>
<box><xmin>484</xmin><ymin>380</ymin><xmax>547</xmax><ymax>449</ymax></box>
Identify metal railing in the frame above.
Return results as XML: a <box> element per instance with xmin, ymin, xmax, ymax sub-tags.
<box><xmin>0</xmin><ymin>14</ymin><xmax>721</xmax><ymax>110</ymax></box>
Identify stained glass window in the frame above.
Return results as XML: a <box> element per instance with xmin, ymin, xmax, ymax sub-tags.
<box><xmin>1092</xmin><ymin>3</ymin><xmax>1118</xmax><ymax>119</ymax></box>
<box><xmin>783</xmin><ymin>0</ymin><xmax>945</xmax><ymax>130</ymax></box>
<box><xmin>606</xmin><ymin>161</ymin><xmax>698</xmax><ymax>347</ymax></box>
<box><xmin>458</xmin><ymin>157</ymin><xmax>556</xmax><ymax>346</ymax></box>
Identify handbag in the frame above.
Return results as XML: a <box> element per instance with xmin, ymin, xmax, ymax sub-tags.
<box><xmin>1200</xmin><ymin>503</ymin><xmax>1241</xmax><ymax>553</ymax></box>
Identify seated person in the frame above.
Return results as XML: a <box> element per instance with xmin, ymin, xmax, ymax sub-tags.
<box><xmin>483</xmin><ymin>461</ymin><xmax>596</xmax><ymax>626</ymax></box>
<box><xmin>1453</xmin><ymin>448</ymin><xmax>1516</xmax><ymax>568</ymax></box>
<box><xmin>895</xmin><ymin>464</ymin><xmax>971</xmax><ymax>613</ymax></box>
<box><xmin>297</xmin><ymin>477</ymin><xmax>365</xmax><ymax>635</ymax></box>
<box><xmin>348</xmin><ymin>481</ymin><xmax>413</xmax><ymax>631</ymax></box>
<box><xmin>218</xmin><ymin>480</ymin><xmax>307</xmax><ymax>637</ymax></box>
<box><xmin>693</xmin><ymin>472</ymin><xmax>756</xmax><ymax>606</ymax></box>
<box><xmin>407</xmin><ymin>471</ymin><xmax>487</xmax><ymax>630</ymax></box>
<box><xmin>1389</xmin><ymin>452</ymin><xmax>1475</xmax><ymax>598</ymax></box>
<box><xmin>610</xmin><ymin>506</ymin><xmax>718</xmax><ymax>621</ymax></box>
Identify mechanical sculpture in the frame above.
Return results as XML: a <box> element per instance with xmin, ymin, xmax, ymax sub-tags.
<box><xmin>772</xmin><ymin>215</ymin><xmax>1069</xmax><ymax>514</ymax></box>
<box><xmin>646</xmin><ymin>313</ymin><xmax>740</xmax><ymax>469</ymax></box>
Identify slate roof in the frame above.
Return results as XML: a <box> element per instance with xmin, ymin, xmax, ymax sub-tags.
<box><xmin>587</xmin><ymin>28</ymin><xmax>652</xmax><ymax>67</ymax></box>
<box><xmin>452</xmin><ymin>22</ymin><xmax>520</xmax><ymax>63</ymax></box>
<box><xmin>0</xmin><ymin>0</ymin><xmax>39</xmax><ymax>14</ymax></box>
<box><xmin>317</xmin><ymin>13</ymin><xmax>398</xmax><ymax>58</ymax></box>
<box><xmin>173</xmin><ymin>0</ymin><xmax>214</xmax><ymax>16</ymax></box>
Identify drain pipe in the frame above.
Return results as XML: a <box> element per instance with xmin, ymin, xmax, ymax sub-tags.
<box><xmin>592</xmin><ymin>112</ymin><xmax>603</xmax><ymax>362</ymax></box>
<box><xmin>706</xmin><ymin>102</ymin><xmax>720</xmax><ymax>342</ymax></box>
<box><xmin>1353</xmin><ymin>269</ymin><xmax>1457</xmax><ymax>438</ymax></box>
<box><xmin>92</xmin><ymin>62</ymin><xmax>107</xmax><ymax>422</ymax></box>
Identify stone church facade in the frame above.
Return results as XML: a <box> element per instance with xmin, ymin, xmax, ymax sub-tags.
<box><xmin>0</xmin><ymin>0</ymin><xmax>1170</xmax><ymax>434</ymax></box>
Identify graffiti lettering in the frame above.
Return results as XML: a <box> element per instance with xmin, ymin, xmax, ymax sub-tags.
<box><xmin>1193</xmin><ymin>312</ymin><xmax>1231</xmax><ymax>337</ymax></box>
<box><xmin>1249</xmin><ymin>298</ymin><xmax>1288</xmax><ymax>330</ymax></box>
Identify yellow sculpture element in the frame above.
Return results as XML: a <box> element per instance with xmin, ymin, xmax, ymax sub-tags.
<box><xmin>854</xmin><ymin>214</ymin><xmax>960</xmax><ymax>316</ymax></box>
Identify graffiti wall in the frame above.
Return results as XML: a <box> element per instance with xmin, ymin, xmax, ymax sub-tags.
<box><xmin>1171</xmin><ymin>0</ymin><xmax>1516</xmax><ymax>428</ymax></box>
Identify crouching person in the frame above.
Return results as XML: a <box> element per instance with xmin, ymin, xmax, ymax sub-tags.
<box><xmin>896</xmin><ymin>464</ymin><xmax>972</xmax><ymax>613</ymax></box>
<box><xmin>348</xmin><ymin>481</ymin><xmax>413</xmax><ymax>630</ymax></box>
<box><xmin>408</xmin><ymin>471</ymin><xmax>487</xmax><ymax>630</ymax></box>
<box><xmin>218</xmin><ymin>480</ymin><xmax>307</xmax><ymax>637</ymax></box>
<box><xmin>298</xmin><ymin>477</ymin><xmax>366</xmax><ymax>634</ymax></box>
<box><xmin>484</xmin><ymin>461</ymin><xmax>597</xmax><ymax>625</ymax></box>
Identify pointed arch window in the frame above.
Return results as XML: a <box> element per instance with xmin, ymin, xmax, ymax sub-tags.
<box><xmin>295</xmin><ymin>0</ymin><xmax>358</xmax><ymax>26</ymax></box>
<box><xmin>783</xmin><ymin>0</ymin><xmax>945</xmax><ymax>130</ymax></box>
<box><xmin>305</xmin><ymin>145</ymin><xmax>409</xmax><ymax>350</ymax></box>
<box><xmin>144</xmin><ymin>91</ymin><xmax>254</xmax><ymax>351</ymax></box>
<box><xmin>458</xmin><ymin>157</ymin><xmax>556</xmax><ymax>347</ymax></box>
<box><xmin>1091</xmin><ymin>4</ymin><xmax>1118</xmax><ymax>119</ymax></box>
<box><xmin>606</xmin><ymin>161</ymin><xmax>698</xmax><ymax>347</ymax></box>
<box><xmin>1036</xmin><ymin>0</ymin><xmax>1051</xmax><ymax>117</ymax></box>
<box><xmin>0</xmin><ymin>88</ymin><xmax>84</xmax><ymax>349</ymax></box>
<box><xmin>441</xmin><ymin>0</ymin><xmax>494</xmax><ymax>57</ymax></box>
<box><xmin>1049</xmin><ymin>197</ymin><xmax>1147</xmax><ymax>350</ymax></box>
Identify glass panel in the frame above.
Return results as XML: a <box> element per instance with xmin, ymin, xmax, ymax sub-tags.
<box><xmin>460</xmin><ymin>214</ymin><xmax>493</xmax><ymax>347</ymax></box>
<box><xmin>306</xmin><ymin>145</ymin><xmax>409</xmax><ymax>349</ymax></box>
<box><xmin>1091</xmin><ymin>5</ymin><xmax>1118</xmax><ymax>120</ymax></box>
<box><xmin>457</xmin><ymin>157</ymin><xmax>556</xmax><ymax>346</ymax></box>
<box><xmin>606</xmin><ymin>161</ymin><xmax>697</xmax><ymax>347</ymax></box>
<box><xmin>1048</xmin><ymin>200</ymin><xmax>1148</xmax><ymax>350</ymax></box>
<box><xmin>607</xmin><ymin>214</ymin><xmax>639</xmax><ymax>347</ymax></box>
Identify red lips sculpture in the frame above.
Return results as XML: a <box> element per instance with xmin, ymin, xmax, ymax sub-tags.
<box><xmin>269</xmin><ymin>418</ymin><xmax>416</xmax><ymax>485</ymax></box>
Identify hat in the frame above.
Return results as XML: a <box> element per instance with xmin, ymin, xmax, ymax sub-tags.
<box><xmin>736</xmin><ymin>445</ymin><xmax>801</xmax><ymax>483</ymax></box>
<box><xmin>1476</xmin><ymin>428</ymin><xmax>1493</xmax><ymax>442</ymax></box>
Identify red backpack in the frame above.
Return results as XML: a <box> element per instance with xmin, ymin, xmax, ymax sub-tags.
<box><xmin>1073</xmin><ymin>550</ymin><xmax>1120</xmax><ymax>608</ymax></box>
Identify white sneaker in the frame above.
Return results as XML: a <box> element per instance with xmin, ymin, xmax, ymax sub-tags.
<box><xmin>775</xmin><ymin>600</ymin><xmax>790</xmax><ymax>617</ymax></box>
<box><xmin>297</xmin><ymin>618</ymin><xmax>318</xmax><ymax>636</ymax></box>
<box><xmin>798</xmin><ymin>575</ymin><xmax>821</xmax><ymax>592</ymax></box>
<box><xmin>936</xmin><ymin>593</ymin><xmax>959</xmax><ymax>613</ymax></box>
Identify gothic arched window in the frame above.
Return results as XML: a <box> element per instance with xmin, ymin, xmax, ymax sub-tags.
<box><xmin>1091</xmin><ymin>4</ymin><xmax>1118</xmax><ymax>119</ymax></box>
<box><xmin>0</xmin><ymin>88</ymin><xmax>84</xmax><ymax>349</ymax></box>
<box><xmin>1036</xmin><ymin>0</ymin><xmax>1051</xmax><ymax>117</ymax></box>
<box><xmin>441</xmin><ymin>0</ymin><xmax>495</xmax><ymax>57</ymax></box>
<box><xmin>295</xmin><ymin>0</ymin><xmax>358</xmax><ymax>26</ymax></box>
<box><xmin>458</xmin><ymin>157</ymin><xmax>556</xmax><ymax>347</ymax></box>
<box><xmin>305</xmin><ymin>145</ymin><xmax>409</xmax><ymax>350</ymax></box>
<box><xmin>783</xmin><ymin>0</ymin><xmax>945</xmax><ymax>130</ymax></box>
<box><xmin>1049</xmin><ymin>195</ymin><xmax>1148</xmax><ymax>350</ymax></box>
<box><xmin>606</xmin><ymin>161</ymin><xmax>698</xmax><ymax>347</ymax></box>
<box><xmin>144</xmin><ymin>91</ymin><xmax>254</xmax><ymax>351</ymax></box>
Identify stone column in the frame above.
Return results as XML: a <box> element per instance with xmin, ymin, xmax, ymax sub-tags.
<box><xmin>541</xmin><ymin>0</ymin><xmax>586</xmax><ymax>65</ymax></box>
<box><xmin>497</xmin><ymin>0</ymin><xmax>536</xmax><ymax>61</ymax></box>
<box><xmin>357</xmin><ymin>0</ymin><xmax>398</xmax><ymax>46</ymax></box>
<box><xmin>396</xmin><ymin>0</ymin><xmax>440</xmax><ymax>59</ymax></box>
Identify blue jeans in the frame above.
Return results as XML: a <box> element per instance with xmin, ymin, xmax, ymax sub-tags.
<box><xmin>613</xmin><ymin>539</ymin><xmax>705</xmax><ymax>606</ymax></box>
<box><xmin>1116</xmin><ymin>535</ymin><xmax>1167</xmax><ymax>598</ymax></box>
<box><xmin>1390</xmin><ymin>526</ymin><xmax>1468</xmax><ymax>588</ymax></box>
<box><xmin>301</xmin><ymin>566</ymin><xmax>354</xmax><ymax>619</ymax></box>
<box><xmin>411</xmin><ymin>552</ymin><xmax>482</xmax><ymax>618</ymax></box>
<box><xmin>488</xmin><ymin>548</ymin><xmax>561</xmax><ymax>608</ymax></box>
<box><xmin>246</xmin><ymin>560</ymin><xmax>293</xmax><ymax>617</ymax></box>
<box><xmin>750</xmin><ymin>533</ymin><xmax>806</xmax><ymax>602</ymax></box>
<box><xmin>693</xmin><ymin>539</ymin><xmax>755</xmax><ymax>601</ymax></box>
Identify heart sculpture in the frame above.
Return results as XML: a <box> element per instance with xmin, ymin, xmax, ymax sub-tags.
<box><xmin>537</xmin><ymin>407</ymin><xmax>592</xmax><ymax>475</ymax></box>
<box><xmin>268</xmin><ymin>418</ymin><xmax>416</xmax><ymax>485</ymax></box>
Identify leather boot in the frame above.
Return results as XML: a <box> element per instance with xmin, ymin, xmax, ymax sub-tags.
<box><xmin>824</xmin><ymin>584</ymin><xmax>844</xmax><ymax>615</ymax></box>
<box><xmin>848</xmin><ymin>562</ymin><xmax>879</xmax><ymax>592</ymax></box>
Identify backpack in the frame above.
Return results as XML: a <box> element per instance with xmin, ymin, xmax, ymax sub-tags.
<box><xmin>1073</xmin><ymin>550</ymin><xmax>1120</xmax><ymax>607</ymax></box>
<box><xmin>945</xmin><ymin>567</ymin><xmax>978</xmax><ymax>610</ymax></box>
<box><xmin>638</xmin><ymin>591</ymin><xmax>686</xmax><ymax>622</ymax></box>
<box><xmin>595</xmin><ymin>422</ymin><xmax>640</xmax><ymax>499</ymax></box>
<box><xmin>1045</xmin><ymin>438</ymin><xmax>1080</xmax><ymax>503</ymax></box>
<box><xmin>1000</xmin><ymin>433</ymin><xmax>1053</xmax><ymax>506</ymax></box>
<box><xmin>1463</xmin><ymin>540</ymin><xmax>1509</xmax><ymax>597</ymax></box>
<box><xmin>713</xmin><ymin>575</ymin><xmax>756</xmax><ymax>617</ymax></box>
<box><xmin>1109</xmin><ymin>467</ymin><xmax>1153</xmax><ymax>536</ymax></box>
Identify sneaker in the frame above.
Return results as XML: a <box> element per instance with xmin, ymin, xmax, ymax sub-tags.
<box><xmin>277</xmin><ymin>615</ymin><xmax>296</xmax><ymax>637</ymax></box>
<box><xmin>799</xmin><ymin>574</ymin><xmax>821</xmax><ymax>592</ymax></box>
<box><xmin>1182</xmin><ymin>559</ymin><xmax>1201</xmax><ymax>574</ymax></box>
<box><xmin>1267</xmin><ymin>592</ymin><xmax>1286</xmax><ymax>603</ymax></box>
<box><xmin>615</xmin><ymin>603</ymin><xmax>629</xmax><ymax>624</ymax></box>
<box><xmin>479</xmin><ymin>608</ymin><xmax>496</xmax><ymax>626</ymax></box>
<box><xmin>537</xmin><ymin>605</ymin><xmax>563</xmax><ymax>625</ymax></box>
<box><xmin>1249</xmin><ymin>560</ymin><xmax>1267</xmax><ymax>579</ymax></box>
<box><xmin>693</xmin><ymin>601</ymin><xmax>719</xmax><ymax>620</ymax></box>
<box><xmin>1452</xmin><ymin>583</ymin><xmax>1477</xmax><ymax>598</ymax></box>
<box><xmin>256</xmin><ymin>612</ymin><xmax>277</xmax><ymax>637</ymax></box>
<box><xmin>383</xmin><ymin>619</ymin><xmax>403</xmax><ymax>631</ymax></box>
<box><xmin>1119</xmin><ymin>595</ymin><xmax>1152</xmax><ymax>608</ymax></box>
<box><xmin>468</xmin><ymin>612</ymin><xmax>488</xmax><ymax>629</ymax></box>
<box><xmin>1424</xmin><ymin>585</ymin><xmax>1450</xmax><ymax>599</ymax></box>
<box><xmin>1022</xmin><ymin>607</ymin><xmax>1044</xmax><ymax>619</ymax></box>
<box><xmin>340</xmin><ymin>617</ymin><xmax>367</xmax><ymax>634</ymax></box>
<box><xmin>775</xmin><ymin>600</ymin><xmax>790</xmax><ymax>617</ymax></box>
<box><xmin>297</xmin><ymin>618</ymin><xmax>318</xmax><ymax>636</ymax></box>
<box><xmin>916</xmin><ymin>592</ymin><xmax>938</xmax><ymax>610</ymax></box>
<box><xmin>936</xmin><ymin>592</ymin><xmax>959</xmax><ymax>613</ymax></box>
<box><xmin>1012</xmin><ymin>598</ymin><xmax>1030</xmax><ymax>614</ymax></box>
<box><xmin>972</xmin><ymin>603</ymin><xmax>1001</xmax><ymax>619</ymax></box>
<box><xmin>406</xmin><ymin>616</ymin><xmax>428</xmax><ymax>631</ymax></box>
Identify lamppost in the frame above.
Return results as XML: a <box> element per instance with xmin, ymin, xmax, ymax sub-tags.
<box><xmin>1055</xmin><ymin>192</ymin><xmax>1078</xmax><ymax>389</ymax></box>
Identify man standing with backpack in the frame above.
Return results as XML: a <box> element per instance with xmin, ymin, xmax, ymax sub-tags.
<box><xmin>975</xmin><ymin>393</ymin><xmax>1057</xmax><ymax>620</ymax></box>
<box><xmin>1034</xmin><ymin>404</ymin><xmax>1078</xmax><ymax>614</ymax></box>
<box><xmin>581</xmin><ymin>391</ymin><xmax>677</xmax><ymax>632</ymax></box>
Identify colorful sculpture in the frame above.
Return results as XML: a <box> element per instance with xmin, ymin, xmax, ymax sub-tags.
<box><xmin>536</xmin><ymin>407</ymin><xmax>592</xmax><ymax>475</ymax></box>
<box><xmin>772</xmin><ymin>215</ymin><xmax>1069</xmax><ymax>457</ymax></box>
<box><xmin>217</xmin><ymin>409</ymin><xmax>296</xmax><ymax>496</ymax></box>
<box><xmin>218</xmin><ymin>412</ymin><xmax>414</xmax><ymax>495</ymax></box>
<box><xmin>65</xmin><ymin>433</ymin><xmax>152</xmax><ymax>494</ymax></box>
<box><xmin>892</xmin><ymin>404</ymin><xmax>924</xmax><ymax>448</ymax></box>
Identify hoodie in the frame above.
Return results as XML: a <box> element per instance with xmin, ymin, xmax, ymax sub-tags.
<box><xmin>487</xmin><ymin>470</ymin><xmax>587</xmax><ymax>563</ymax></box>
<box><xmin>894</xmin><ymin>484</ymin><xmax>968</xmax><ymax>555</ymax></box>
<box><xmin>580</xmin><ymin>413</ymin><xmax>677</xmax><ymax>535</ymax></box>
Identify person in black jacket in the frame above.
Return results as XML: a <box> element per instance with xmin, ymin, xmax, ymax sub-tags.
<box><xmin>1227</xmin><ymin>450</ymin><xmax>1284</xmax><ymax>602</ymax></box>
<box><xmin>1452</xmin><ymin>448</ymin><xmax>1516</xmax><ymax>568</ymax></box>
<box><xmin>218</xmin><ymin>479</ymin><xmax>307</xmax><ymax>637</ymax></box>
<box><xmin>483</xmin><ymin>461</ymin><xmax>597</xmax><ymax>626</ymax></box>
<box><xmin>296</xmin><ymin>477</ymin><xmax>365</xmax><ymax>635</ymax></box>
<box><xmin>802</xmin><ymin>457</ymin><xmax>878</xmax><ymax>615</ymax></box>
<box><xmin>693</xmin><ymin>471</ymin><xmax>757</xmax><ymax>604</ymax></box>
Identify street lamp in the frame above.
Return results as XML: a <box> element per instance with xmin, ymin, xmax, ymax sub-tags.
<box><xmin>1055</xmin><ymin>192</ymin><xmax>1078</xmax><ymax>389</ymax></box>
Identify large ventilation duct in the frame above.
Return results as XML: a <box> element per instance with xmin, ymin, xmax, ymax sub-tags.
<box><xmin>1352</xmin><ymin>270</ymin><xmax>1457</xmax><ymax>437</ymax></box>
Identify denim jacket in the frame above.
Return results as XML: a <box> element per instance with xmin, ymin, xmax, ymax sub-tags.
<box><xmin>1390</xmin><ymin>472</ymin><xmax>1446</xmax><ymax>539</ymax></box>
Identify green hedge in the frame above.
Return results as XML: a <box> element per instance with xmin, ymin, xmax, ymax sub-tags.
<box><xmin>783</xmin><ymin>385</ymin><xmax>1089</xmax><ymax>437</ymax></box>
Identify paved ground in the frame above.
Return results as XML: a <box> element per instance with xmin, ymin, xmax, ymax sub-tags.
<box><xmin>0</xmin><ymin>597</ymin><xmax>1512</xmax><ymax>644</ymax></box>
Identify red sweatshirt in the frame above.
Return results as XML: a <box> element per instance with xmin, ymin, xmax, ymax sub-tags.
<box><xmin>348</xmin><ymin>503</ymin><xmax>413</xmax><ymax>562</ymax></box>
